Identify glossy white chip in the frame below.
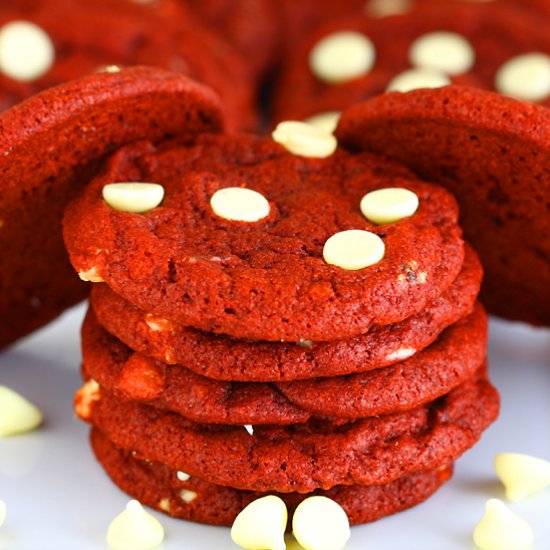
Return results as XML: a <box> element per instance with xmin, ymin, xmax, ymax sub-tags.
<box><xmin>210</xmin><ymin>187</ymin><xmax>270</xmax><ymax>222</ymax></box>
<box><xmin>386</xmin><ymin>68</ymin><xmax>451</xmax><ymax>92</ymax></box>
<box><xmin>495</xmin><ymin>53</ymin><xmax>550</xmax><ymax>102</ymax></box>
<box><xmin>272</xmin><ymin>120</ymin><xmax>337</xmax><ymax>158</ymax></box>
<box><xmin>323</xmin><ymin>230</ymin><xmax>385</xmax><ymax>270</ymax></box>
<box><xmin>494</xmin><ymin>452</ymin><xmax>550</xmax><ymax>501</ymax></box>
<box><xmin>292</xmin><ymin>496</ymin><xmax>350</xmax><ymax>550</ymax></box>
<box><xmin>473</xmin><ymin>499</ymin><xmax>533</xmax><ymax>550</ymax></box>
<box><xmin>309</xmin><ymin>31</ymin><xmax>375</xmax><ymax>83</ymax></box>
<box><xmin>360</xmin><ymin>187</ymin><xmax>419</xmax><ymax>224</ymax></box>
<box><xmin>409</xmin><ymin>31</ymin><xmax>475</xmax><ymax>75</ymax></box>
<box><xmin>304</xmin><ymin>111</ymin><xmax>341</xmax><ymax>135</ymax></box>
<box><xmin>0</xmin><ymin>21</ymin><xmax>54</xmax><ymax>82</ymax></box>
<box><xmin>231</xmin><ymin>495</ymin><xmax>287</xmax><ymax>550</ymax></box>
<box><xmin>0</xmin><ymin>385</ymin><xmax>43</xmax><ymax>437</ymax></box>
<box><xmin>102</xmin><ymin>183</ymin><xmax>164</xmax><ymax>213</ymax></box>
<box><xmin>106</xmin><ymin>500</ymin><xmax>164</xmax><ymax>550</ymax></box>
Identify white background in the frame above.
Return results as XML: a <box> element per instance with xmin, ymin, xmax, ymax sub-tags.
<box><xmin>1</xmin><ymin>303</ymin><xmax>549</xmax><ymax>550</ymax></box>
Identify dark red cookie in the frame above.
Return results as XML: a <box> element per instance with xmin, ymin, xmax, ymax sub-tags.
<box><xmin>81</xmin><ymin>301</ymin><xmax>485</xmax><ymax>423</ymax></box>
<box><xmin>0</xmin><ymin>66</ymin><xmax>223</xmax><ymax>349</ymax></box>
<box><xmin>91</xmin><ymin>427</ymin><xmax>454</xmax><ymax>526</ymax></box>
<box><xmin>0</xmin><ymin>0</ymin><xmax>255</xmax><ymax>131</ymax></box>
<box><xmin>273</xmin><ymin>2</ymin><xmax>550</xmax><ymax>123</ymax></box>
<box><xmin>337</xmin><ymin>86</ymin><xmax>550</xmax><ymax>325</ymax></box>
<box><xmin>90</xmin><ymin>244</ymin><xmax>481</xmax><ymax>381</ymax></box>
<box><xmin>80</xmin><ymin>367</ymin><xmax>498</xmax><ymax>493</ymax></box>
<box><xmin>64</xmin><ymin>133</ymin><xmax>464</xmax><ymax>342</ymax></box>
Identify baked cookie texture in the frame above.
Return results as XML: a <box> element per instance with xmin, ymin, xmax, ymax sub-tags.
<box><xmin>0</xmin><ymin>66</ymin><xmax>224</xmax><ymax>349</ymax></box>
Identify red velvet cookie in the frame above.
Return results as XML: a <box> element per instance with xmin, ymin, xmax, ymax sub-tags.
<box><xmin>91</xmin><ymin>427</ymin><xmax>454</xmax><ymax>526</ymax></box>
<box><xmin>81</xmin><ymin>302</ymin><xmax>485</xmax><ymax>423</ymax></box>
<box><xmin>64</xmin><ymin>133</ymin><xmax>464</xmax><ymax>342</ymax></box>
<box><xmin>272</xmin><ymin>2</ymin><xmax>550</xmax><ymax>123</ymax></box>
<box><xmin>0</xmin><ymin>66</ymin><xmax>223</xmax><ymax>349</ymax></box>
<box><xmin>80</xmin><ymin>368</ymin><xmax>498</xmax><ymax>493</ymax></box>
<box><xmin>90</xmin><ymin>243</ymin><xmax>481</xmax><ymax>381</ymax></box>
<box><xmin>0</xmin><ymin>0</ymin><xmax>255</xmax><ymax>131</ymax></box>
<box><xmin>337</xmin><ymin>86</ymin><xmax>550</xmax><ymax>325</ymax></box>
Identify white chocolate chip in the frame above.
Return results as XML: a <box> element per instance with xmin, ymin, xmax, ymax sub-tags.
<box><xmin>292</xmin><ymin>496</ymin><xmax>350</xmax><ymax>550</ymax></box>
<box><xmin>386</xmin><ymin>68</ymin><xmax>451</xmax><ymax>92</ymax></box>
<box><xmin>144</xmin><ymin>314</ymin><xmax>173</xmax><ymax>332</ymax></box>
<box><xmin>360</xmin><ymin>187</ymin><xmax>419</xmax><ymax>224</ymax></box>
<box><xmin>323</xmin><ymin>230</ymin><xmax>385</xmax><ymax>270</ymax></box>
<box><xmin>494</xmin><ymin>452</ymin><xmax>550</xmax><ymax>501</ymax></box>
<box><xmin>0</xmin><ymin>500</ymin><xmax>6</xmax><ymax>527</ymax></box>
<box><xmin>158</xmin><ymin>498</ymin><xmax>171</xmax><ymax>512</ymax></box>
<box><xmin>106</xmin><ymin>500</ymin><xmax>164</xmax><ymax>550</ymax></box>
<box><xmin>74</xmin><ymin>379</ymin><xmax>100</xmax><ymax>420</ymax></box>
<box><xmin>272</xmin><ymin>121</ymin><xmax>337</xmax><ymax>158</ymax></box>
<box><xmin>309</xmin><ymin>31</ymin><xmax>375</xmax><ymax>83</ymax></box>
<box><xmin>180</xmin><ymin>490</ymin><xmax>197</xmax><ymax>503</ymax></box>
<box><xmin>304</xmin><ymin>111</ymin><xmax>341</xmax><ymax>135</ymax></box>
<box><xmin>364</xmin><ymin>0</ymin><xmax>413</xmax><ymax>18</ymax></box>
<box><xmin>0</xmin><ymin>21</ymin><xmax>54</xmax><ymax>82</ymax></box>
<box><xmin>210</xmin><ymin>187</ymin><xmax>270</xmax><ymax>222</ymax></box>
<box><xmin>78</xmin><ymin>266</ymin><xmax>104</xmax><ymax>283</ymax></box>
<box><xmin>102</xmin><ymin>183</ymin><xmax>165</xmax><ymax>213</ymax></box>
<box><xmin>495</xmin><ymin>53</ymin><xmax>550</xmax><ymax>102</ymax></box>
<box><xmin>473</xmin><ymin>499</ymin><xmax>533</xmax><ymax>550</ymax></box>
<box><xmin>244</xmin><ymin>424</ymin><xmax>254</xmax><ymax>436</ymax></box>
<box><xmin>176</xmin><ymin>471</ymin><xmax>190</xmax><ymax>481</ymax></box>
<box><xmin>0</xmin><ymin>385</ymin><xmax>43</xmax><ymax>437</ymax></box>
<box><xmin>385</xmin><ymin>347</ymin><xmax>416</xmax><ymax>362</ymax></box>
<box><xmin>409</xmin><ymin>31</ymin><xmax>475</xmax><ymax>75</ymax></box>
<box><xmin>231</xmin><ymin>495</ymin><xmax>287</xmax><ymax>550</ymax></box>
<box><xmin>98</xmin><ymin>64</ymin><xmax>122</xmax><ymax>73</ymax></box>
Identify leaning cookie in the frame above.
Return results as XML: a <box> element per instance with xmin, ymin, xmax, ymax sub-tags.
<box><xmin>63</xmin><ymin>132</ymin><xmax>464</xmax><ymax>342</ymax></box>
<box><xmin>337</xmin><ymin>85</ymin><xmax>550</xmax><ymax>325</ymax></box>
<box><xmin>91</xmin><ymin>427</ymin><xmax>454</xmax><ymax>526</ymax></box>
<box><xmin>0</xmin><ymin>66</ymin><xmax>223</xmax><ymax>349</ymax></box>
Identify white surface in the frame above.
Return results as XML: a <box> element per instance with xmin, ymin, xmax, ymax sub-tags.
<box><xmin>1</xmin><ymin>303</ymin><xmax>550</xmax><ymax>550</ymax></box>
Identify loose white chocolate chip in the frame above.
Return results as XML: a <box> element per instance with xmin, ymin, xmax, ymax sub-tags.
<box><xmin>272</xmin><ymin>121</ymin><xmax>337</xmax><ymax>158</ymax></box>
<box><xmin>495</xmin><ymin>53</ymin><xmax>550</xmax><ymax>102</ymax></box>
<box><xmin>0</xmin><ymin>500</ymin><xmax>5</xmax><ymax>527</ymax></box>
<box><xmin>0</xmin><ymin>21</ymin><xmax>54</xmax><ymax>82</ymax></box>
<box><xmin>292</xmin><ymin>496</ymin><xmax>350</xmax><ymax>550</ymax></box>
<box><xmin>360</xmin><ymin>187</ymin><xmax>419</xmax><ymax>224</ymax></box>
<box><xmin>409</xmin><ymin>31</ymin><xmax>475</xmax><ymax>75</ymax></box>
<box><xmin>473</xmin><ymin>499</ymin><xmax>533</xmax><ymax>550</ymax></box>
<box><xmin>106</xmin><ymin>500</ymin><xmax>164</xmax><ymax>550</ymax></box>
<box><xmin>386</xmin><ymin>67</ymin><xmax>451</xmax><ymax>92</ymax></box>
<box><xmin>364</xmin><ymin>0</ymin><xmax>413</xmax><ymax>18</ymax></box>
<box><xmin>180</xmin><ymin>490</ymin><xmax>197</xmax><ymax>503</ymax></box>
<box><xmin>323</xmin><ymin>230</ymin><xmax>385</xmax><ymax>270</ymax></box>
<box><xmin>304</xmin><ymin>111</ymin><xmax>341</xmax><ymax>135</ymax></box>
<box><xmin>210</xmin><ymin>187</ymin><xmax>270</xmax><ymax>222</ymax></box>
<box><xmin>102</xmin><ymin>183</ymin><xmax>165</xmax><ymax>213</ymax></box>
<box><xmin>494</xmin><ymin>452</ymin><xmax>550</xmax><ymax>501</ymax></box>
<box><xmin>309</xmin><ymin>31</ymin><xmax>375</xmax><ymax>83</ymax></box>
<box><xmin>231</xmin><ymin>495</ymin><xmax>287</xmax><ymax>550</ymax></box>
<box><xmin>244</xmin><ymin>424</ymin><xmax>254</xmax><ymax>436</ymax></box>
<box><xmin>176</xmin><ymin>471</ymin><xmax>190</xmax><ymax>481</ymax></box>
<box><xmin>0</xmin><ymin>385</ymin><xmax>43</xmax><ymax>437</ymax></box>
<box><xmin>78</xmin><ymin>266</ymin><xmax>104</xmax><ymax>283</ymax></box>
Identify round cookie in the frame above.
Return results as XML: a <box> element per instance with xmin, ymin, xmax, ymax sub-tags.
<box><xmin>64</xmin><ymin>133</ymin><xmax>465</xmax><ymax>342</ymax></box>
<box><xmin>272</xmin><ymin>2</ymin><xmax>550</xmax><ymax>123</ymax></box>
<box><xmin>91</xmin><ymin>427</ymin><xmax>454</xmax><ymax>526</ymax></box>
<box><xmin>90</xmin><ymin>244</ymin><xmax>481</xmax><ymax>381</ymax></box>
<box><xmin>0</xmin><ymin>66</ymin><xmax>223</xmax><ymax>349</ymax></box>
<box><xmin>79</xmin><ymin>368</ymin><xmax>498</xmax><ymax>493</ymax></box>
<box><xmin>337</xmin><ymin>86</ymin><xmax>550</xmax><ymax>325</ymax></box>
<box><xmin>0</xmin><ymin>0</ymin><xmax>256</xmax><ymax>131</ymax></box>
<box><xmin>81</xmin><ymin>301</ymin><xmax>485</xmax><ymax>423</ymax></box>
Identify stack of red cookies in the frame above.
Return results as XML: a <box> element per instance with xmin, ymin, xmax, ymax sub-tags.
<box><xmin>65</xmin><ymin>116</ymin><xmax>499</xmax><ymax>526</ymax></box>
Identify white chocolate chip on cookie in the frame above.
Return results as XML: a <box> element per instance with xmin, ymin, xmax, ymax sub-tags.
<box><xmin>304</xmin><ymin>111</ymin><xmax>341</xmax><ymax>135</ymax></box>
<box><xmin>360</xmin><ymin>187</ymin><xmax>419</xmax><ymax>224</ymax></box>
<box><xmin>323</xmin><ymin>230</ymin><xmax>385</xmax><ymax>270</ymax></box>
<box><xmin>387</xmin><ymin>68</ymin><xmax>451</xmax><ymax>92</ymax></box>
<box><xmin>272</xmin><ymin>121</ymin><xmax>337</xmax><ymax>158</ymax></box>
<box><xmin>102</xmin><ymin>183</ymin><xmax>165</xmax><ymax>213</ymax></box>
<box><xmin>495</xmin><ymin>53</ymin><xmax>550</xmax><ymax>102</ymax></box>
<box><xmin>210</xmin><ymin>187</ymin><xmax>270</xmax><ymax>222</ymax></box>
